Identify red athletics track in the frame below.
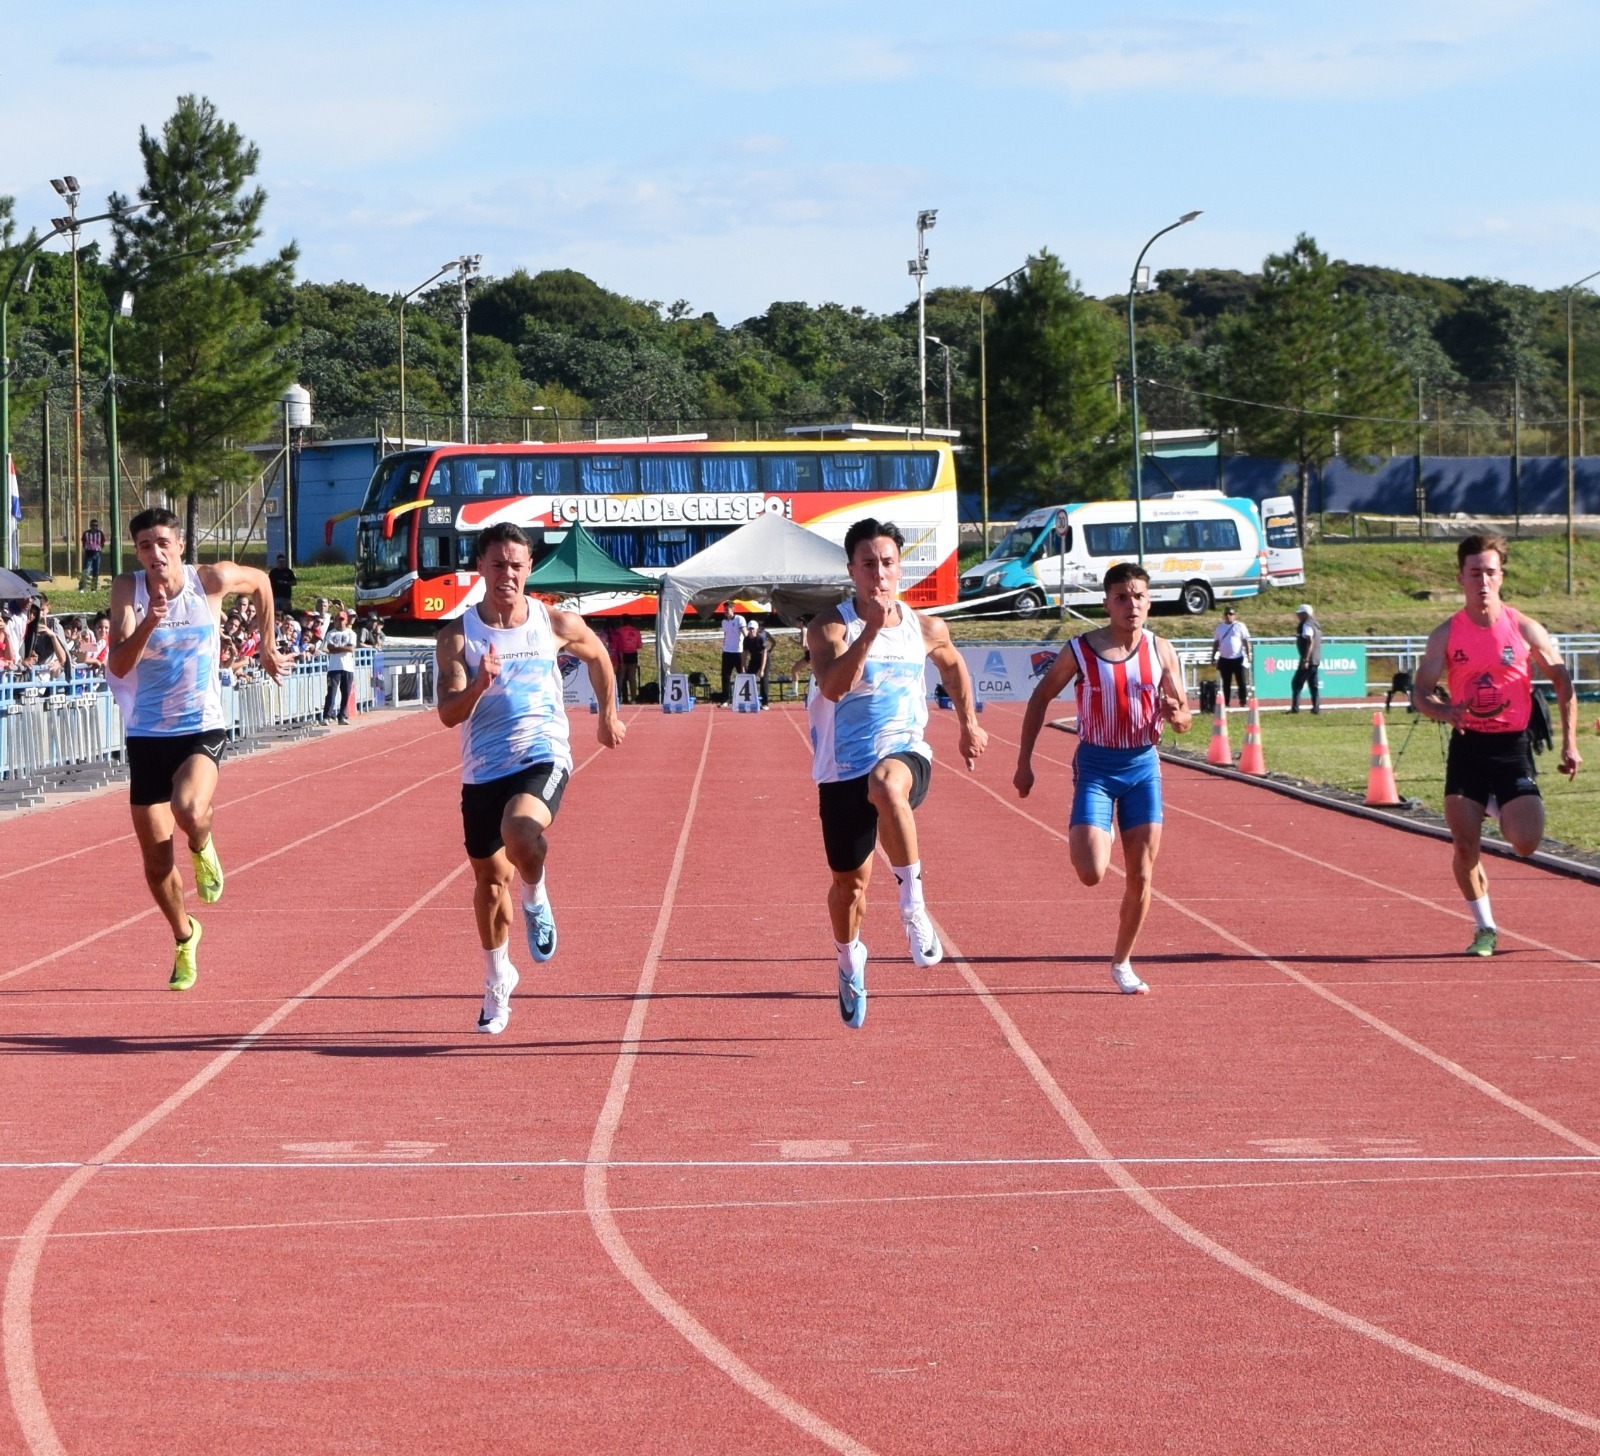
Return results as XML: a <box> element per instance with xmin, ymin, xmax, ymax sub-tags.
<box><xmin>2</xmin><ymin>701</ymin><xmax>1597</xmax><ymax>1454</ymax></box>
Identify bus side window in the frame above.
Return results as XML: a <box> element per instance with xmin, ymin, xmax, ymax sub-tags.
<box><xmin>424</xmin><ymin>465</ymin><xmax>452</xmax><ymax>498</ymax></box>
<box><xmin>420</xmin><ymin>535</ymin><xmax>448</xmax><ymax>570</ymax></box>
<box><xmin>457</xmin><ymin>536</ymin><xmax>477</xmax><ymax>569</ymax></box>
<box><xmin>1194</xmin><ymin>519</ymin><xmax>1240</xmax><ymax>551</ymax></box>
<box><xmin>1144</xmin><ymin>521</ymin><xmax>1195</xmax><ymax>553</ymax></box>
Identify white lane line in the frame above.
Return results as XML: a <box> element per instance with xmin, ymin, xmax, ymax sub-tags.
<box><xmin>2</xmin><ymin>863</ymin><xmax>473</xmax><ymax>1456</ymax></box>
<box><xmin>2</xmin><ymin>1154</ymin><xmax>1597</xmax><ymax>1171</ymax></box>
<box><xmin>0</xmin><ymin>720</ymin><xmax>443</xmax><ymax>885</ymax></box>
<box><xmin>581</xmin><ymin>712</ymin><xmax>877</xmax><ymax>1456</ymax></box>
<box><xmin>0</xmin><ymin>765</ymin><xmax>459</xmax><ymax>986</ymax></box>
<box><xmin>9</xmin><ymin>1168</ymin><xmax>1598</xmax><ymax>1246</ymax></box>
<box><xmin>950</xmin><ymin>758</ymin><xmax>1600</xmax><ymax>1157</ymax></box>
<box><xmin>934</xmin><ymin>916</ymin><xmax>1600</xmax><ymax>1435</ymax></box>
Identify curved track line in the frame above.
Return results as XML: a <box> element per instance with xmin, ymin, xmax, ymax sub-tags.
<box><xmin>952</xmin><ymin>764</ymin><xmax>1600</xmax><ymax>1156</ymax></box>
<box><xmin>0</xmin><ymin>719</ymin><xmax>443</xmax><ymax>885</ymax></box>
<box><xmin>2</xmin><ymin>863</ymin><xmax>472</xmax><ymax>1456</ymax></box>
<box><xmin>581</xmin><ymin>713</ymin><xmax>876</xmax><ymax>1456</ymax></box>
<box><xmin>933</xmin><ymin>916</ymin><xmax>1600</xmax><ymax>1435</ymax></box>
<box><xmin>0</xmin><ymin>766</ymin><xmax>458</xmax><ymax>986</ymax></box>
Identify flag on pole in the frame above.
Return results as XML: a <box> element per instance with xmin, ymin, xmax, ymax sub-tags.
<box><xmin>5</xmin><ymin>454</ymin><xmax>18</xmax><ymax>569</ymax></box>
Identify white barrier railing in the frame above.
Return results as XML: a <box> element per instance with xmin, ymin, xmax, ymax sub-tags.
<box><xmin>1</xmin><ymin>650</ymin><xmax>381</xmax><ymax>784</ymax></box>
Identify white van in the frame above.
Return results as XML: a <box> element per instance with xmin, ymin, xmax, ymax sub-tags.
<box><xmin>958</xmin><ymin>492</ymin><xmax>1304</xmax><ymax>618</ymax></box>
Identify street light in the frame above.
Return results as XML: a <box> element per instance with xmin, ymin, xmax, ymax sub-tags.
<box><xmin>1564</xmin><ymin>267</ymin><xmax>1599</xmax><ymax>595</ymax></box>
<box><xmin>926</xmin><ymin>335</ymin><xmax>952</xmax><ymax>431</ymax></box>
<box><xmin>397</xmin><ymin>261</ymin><xmax>457</xmax><ymax>448</ymax></box>
<box><xmin>908</xmin><ymin>209</ymin><xmax>936</xmax><ymax>437</ymax></box>
<box><xmin>977</xmin><ymin>259</ymin><xmax>1033</xmax><ymax>556</ymax></box>
<box><xmin>1127</xmin><ymin>211</ymin><xmax>1201</xmax><ymax>564</ymax></box>
<box><xmin>455</xmin><ymin>253</ymin><xmax>482</xmax><ymax>443</ymax></box>
<box><xmin>49</xmin><ymin>177</ymin><xmax>91</xmax><ymax>582</ymax></box>
<box><xmin>529</xmin><ymin>403</ymin><xmax>562</xmax><ymax>442</ymax></box>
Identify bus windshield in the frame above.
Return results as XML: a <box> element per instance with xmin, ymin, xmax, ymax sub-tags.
<box><xmin>992</xmin><ymin>526</ymin><xmax>1039</xmax><ymax>561</ymax></box>
<box><xmin>362</xmin><ymin>452</ymin><xmax>431</xmax><ymax>513</ymax></box>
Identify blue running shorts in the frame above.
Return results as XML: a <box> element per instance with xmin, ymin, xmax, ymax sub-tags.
<box><xmin>1070</xmin><ymin>742</ymin><xmax>1163</xmax><ymax>833</ymax></box>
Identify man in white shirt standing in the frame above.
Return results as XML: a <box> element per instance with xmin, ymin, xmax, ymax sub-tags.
<box><xmin>322</xmin><ymin>609</ymin><xmax>358</xmax><ymax>724</ymax></box>
<box><xmin>719</xmin><ymin>601</ymin><xmax>746</xmax><ymax>704</ymax></box>
<box><xmin>1209</xmin><ymin>605</ymin><xmax>1252</xmax><ymax>707</ymax></box>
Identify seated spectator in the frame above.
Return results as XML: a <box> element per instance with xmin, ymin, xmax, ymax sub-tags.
<box><xmin>21</xmin><ymin>603</ymin><xmax>67</xmax><ymax>675</ymax></box>
<box><xmin>358</xmin><ymin>614</ymin><xmax>386</xmax><ymax>648</ymax></box>
<box><xmin>90</xmin><ymin>614</ymin><xmax>110</xmax><ymax>667</ymax></box>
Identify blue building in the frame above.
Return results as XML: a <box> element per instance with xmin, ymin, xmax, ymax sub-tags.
<box><xmin>264</xmin><ymin>438</ymin><xmax>390</xmax><ymax>566</ymax></box>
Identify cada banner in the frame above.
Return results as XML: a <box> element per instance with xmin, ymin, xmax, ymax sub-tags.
<box><xmin>1254</xmin><ymin>641</ymin><xmax>1368</xmax><ymax>701</ymax></box>
<box><xmin>925</xmin><ymin>644</ymin><xmax>1063</xmax><ymax>702</ymax></box>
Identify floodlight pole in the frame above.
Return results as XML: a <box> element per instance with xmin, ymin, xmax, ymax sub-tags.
<box><xmin>910</xmin><ymin>209</ymin><xmax>936</xmax><ymax>437</ymax></box>
<box><xmin>398</xmin><ymin>261</ymin><xmax>455</xmax><ymax>449</ymax></box>
<box><xmin>1128</xmin><ymin>211</ymin><xmax>1201</xmax><ymax>565</ymax></box>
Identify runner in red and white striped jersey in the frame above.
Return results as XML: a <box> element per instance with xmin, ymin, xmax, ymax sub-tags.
<box><xmin>1014</xmin><ymin>562</ymin><xmax>1192</xmax><ymax>994</ymax></box>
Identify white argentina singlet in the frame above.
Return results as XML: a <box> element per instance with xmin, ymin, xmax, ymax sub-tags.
<box><xmin>809</xmin><ymin>600</ymin><xmax>931</xmax><ymax>784</ymax></box>
<box><xmin>108</xmin><ymin>566</ymin><xmax>226</xmax><ymax>736</ymax></box>
<box><xmin>460</xmin><ymin>600</ymin><xmax>572</xmax><ymax>785</ymax></box>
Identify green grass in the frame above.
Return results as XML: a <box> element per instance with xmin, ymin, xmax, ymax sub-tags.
<box><xmin>1172</xmin><ymin>706</ymin><xmax>1600</xmax><ymax>854</ymax></box>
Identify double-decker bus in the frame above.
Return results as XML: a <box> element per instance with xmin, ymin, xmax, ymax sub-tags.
<box><xmin>351</xmin><ymin>438</ymin><xmax>958</xmax><ymax>624</ymax></box>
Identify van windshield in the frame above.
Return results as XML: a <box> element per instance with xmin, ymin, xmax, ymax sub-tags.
<box><xmin>993</xmin><ymin>526</ymin><xmax>1039</xmax><ymax>561</ymax></box>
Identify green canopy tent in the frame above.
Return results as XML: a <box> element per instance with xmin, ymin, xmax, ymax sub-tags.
<box><xmin>523</xmin><ymin>522</ymin><xmax>659</xmax><ymax>599</ymax></box>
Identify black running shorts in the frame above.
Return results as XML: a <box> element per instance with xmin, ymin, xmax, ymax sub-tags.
<box><xmin>126</xmin><ymin>730</ymin><xmax>228</xmax><ymax>807</ymax></box>
<box><xmin>816</xmin><ymin>751</ymin><xmax>932</xmax><ymax>873</ymax></box>
<box><xmin>1444</xmin><ymin>728</ymin><xmax>1538</xmax><ymax>809</ymax></box>
<box><xmin>461</xmin><ymin>761</ymin><xmax>569</xmax><ymax>860</ymax></box>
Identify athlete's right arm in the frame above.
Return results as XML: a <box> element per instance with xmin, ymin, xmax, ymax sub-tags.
<box><xmin>1014</xmin><ymin>646</ymin><xmax>1079</xmax><ymax>799</ymax></box>
<box><xmin>806</xmin><ymin>609</ymin><xmax>875</xmax><ymax>702</ymax></box>
<box><xmin>435</xmin><ymin>623</ymin><xmax>497</xmax><ymax>727</ymax></box>
<box><xmin>106</xmin><ymin>574</ymin><xmax>163</xmax><ymax>680</ymax></box>
<box><xmin>1409</xmin><ymin>623</ymin><xmax>1458</xmax><ymax>727</ymax></box>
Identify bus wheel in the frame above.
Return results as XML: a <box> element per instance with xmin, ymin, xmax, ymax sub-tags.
<box><xmin>1180</xmin><ymin>581</ymin><xmax>1212</xmax><ymax>616</ymax></box>
<box><xmin>1013</xmin><ymin>590</ymin><xmax>1045</xmax><ymax>620</ymax></box>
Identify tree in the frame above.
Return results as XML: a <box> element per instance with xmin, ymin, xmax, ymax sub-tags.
<box><xmin>982</xmin><ymin>250</ymin><xmax>1123</xmax><ymax>508</ymax></box>
<box><xmin>1208</xmin><ymin>235</ymin><xmax>1411</xmax><ymax>524</ymax></box>
<box><xmin>109</xmin><ymin>94</ymin><xmax>298</xmax><ymax>559</ymax></box>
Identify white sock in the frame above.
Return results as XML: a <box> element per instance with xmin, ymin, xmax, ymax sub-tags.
<box><xmin>523</xmin><ymin>875</ymin><xmax>550</xmax><ymax>911</ymax></box>
<box><xmin>835</xmin><ymin>937</ymin><xmax>861</xmax><ymax>971</ymax></box>
<box><xmin>1469</xmin><ymin>896</ymin><xmax>1495</xmax><ymax>931</ymax></box>
<box><xmin>891</xmin><ymin>861</ymin><xmax>924</xmax><ymax>915</ymax></box>
<box><xmin>483</xmin><ymin>943</ymin><xmax>514</xmax><ymax>979</ymax></box>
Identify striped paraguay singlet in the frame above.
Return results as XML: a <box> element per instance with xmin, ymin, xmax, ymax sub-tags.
<box><xmin>107</xmin><ymin>566</ymin><xmax>227</xmax><ymax>736</ymax></box>
<box><xmin>1071</xmin><ymin>629</ymin><xmax>1164</xmax><ymax>750</ymax></box>
<box><xmin>459</xmin><ymin>599</ymin><xmax>573</xmax><ymax>785</ymax></box>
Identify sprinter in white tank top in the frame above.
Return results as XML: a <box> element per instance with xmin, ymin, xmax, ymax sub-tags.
<box><xmin>805</xmin><ymin>518</ymin><xmax>986</xmax><ymax>1030</ymax></box>
<box><xmin>435</xmin><ymin>523</ymin><xmax>625</xmax><ymax>1036</ymax></box>
<box><xmin>107</xmin><ymin>508</ymin><xmax>286</xmax><ymax>991</ymax></box>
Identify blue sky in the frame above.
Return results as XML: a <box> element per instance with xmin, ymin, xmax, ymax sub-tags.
<box><xmin>6</xmin><ymin>1</ymin><xmax>1600</xmax><ymax>322</ymax></box>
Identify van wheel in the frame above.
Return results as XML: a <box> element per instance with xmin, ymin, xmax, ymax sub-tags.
<box><xmin>1180</xmin><ymin>581</ymin><xmax>1212</xmax><ymax>616</ymax></box>
<box><xmin>1013</xmin><ymin>589</ymin><xmax>1045</xmax><ymax>619</ymax></box>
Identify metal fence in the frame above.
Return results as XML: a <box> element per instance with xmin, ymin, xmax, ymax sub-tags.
<box><xmin>1</xmin><ymin>651</ymin><xmax>379</xmax><ymax>787</ymax></box>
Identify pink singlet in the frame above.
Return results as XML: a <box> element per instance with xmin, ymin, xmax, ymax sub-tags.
<box><xmin>1445</xmin><ymin>606</ymin><xmax>1532</xmax><ymax>734</ymax></box>
<box><xmin>1071</xmin><ymin>630</ymin><xmax>1165</xmax><ymax>750</ymax></box>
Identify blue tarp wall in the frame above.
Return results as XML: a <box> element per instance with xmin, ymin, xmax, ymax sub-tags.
<box><xmin>966</xmin><ymin>456</ymin><xmax>1600</xmax><ymax>522</ymax></box>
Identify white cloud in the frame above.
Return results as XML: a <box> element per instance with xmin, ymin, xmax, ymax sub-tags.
<box><xmin>58</xmin><ymin>40</ymin><xmax>210</xmax><ymax>67</ymax></box>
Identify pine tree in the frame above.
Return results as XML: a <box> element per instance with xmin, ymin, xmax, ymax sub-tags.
<box><xmin>109</xmin><ymin>95</ymin><xmax>298</xmax><ymax>560</ymax></box>
<box><xmin>1209</xmin><ymin>235</ymin><xmax>1411</xmax><ymax>525</ymax></box>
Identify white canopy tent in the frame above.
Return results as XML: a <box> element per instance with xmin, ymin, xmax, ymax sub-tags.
<box><xmin>654</xmin><ymin>511</ymin><xmax>854</xmax><ymax>673</ymax></box>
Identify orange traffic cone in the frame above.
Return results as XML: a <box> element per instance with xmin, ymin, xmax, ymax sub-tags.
<box><xmin>1237</xmin><ymin>697</ymin><xmax>1267</xmax><ymax>775</ymax></box>
<box><xmin>1206</xmin><ymin>702</ymin><xmax>1233</xmax><ymax>765</ymax></box>
<box><xmin>1366</xmin><ymin>711</ymin><xmax>1401</xmax><ymax>805</ymax></box>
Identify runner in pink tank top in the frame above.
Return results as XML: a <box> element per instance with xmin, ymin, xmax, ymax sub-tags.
<box><xmin>1015</xmin><ymin>562</ymin><xmax>1192</xmax><ymax>995</ymax></box>
<box><xmin>1413</xmin><ymin>534</ymin><xmax>1581</xmax><ymax>957</ymax></box>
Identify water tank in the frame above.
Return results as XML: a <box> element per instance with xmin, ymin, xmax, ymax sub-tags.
<box><xmin>281</xmin><ymin>382</ymin><xmax>313</xmax><ymax>430</ymax></box>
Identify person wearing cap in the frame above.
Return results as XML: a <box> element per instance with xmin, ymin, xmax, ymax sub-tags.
<box><xmin>1209</xmin><ymin>605</ymin><xmax>1252</xmax><ymax>707</ymax></box>
<box><xmin>1290</xmin><ymin>603</ymin><xmax>1321</xmax><ymax>713</ymax></box>
<box><xmin>322</xmin><ymin>609</ymin><xmax>358</xmax><ymax>724</ymax></box>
